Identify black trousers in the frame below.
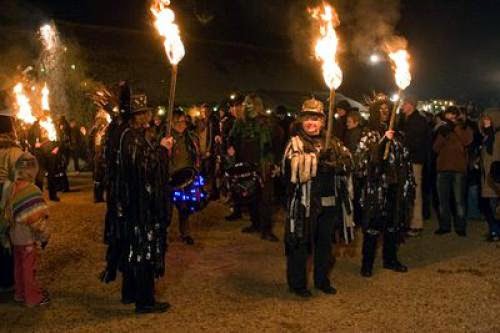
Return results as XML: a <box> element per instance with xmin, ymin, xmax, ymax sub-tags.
<box><xmin>0</xmin><ymin>246</ymin><xmax>14</xmax><ymax>289</ymax></box>
<box><xmin>286</xmin><ymin>206</ymin><xmax>337</xmax><ymax>291</ymax></box>
<box><xmin>235</xmin><ymin>180</ymin><xmax>274</xmax><ymax>235</ymax></box>
<box><xmin>121</xmin><ymin>265</ymin><xmax>155</xmax><ymax>308</ymax></box>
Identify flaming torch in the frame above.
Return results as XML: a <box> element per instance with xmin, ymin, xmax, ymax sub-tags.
<box><xmin>383</xmin><ymin>48</ymin><xmax>411</xmax><ymax>160</ymax></box>
<box><xmin>310</xmin><ymin>3</ymin><xmax>343</xmax><ymax>149</ymax></box>
<box><xmin>13</xmin><ymin>83</ymin><xmax>37</xmax><ymax>124</ymax></box>
<box><xmin>41</xmin><ymin>82</ymin><xmax>50</xmax><ymax>111</ymax></box>
<box><xmin>40</xmin><ymin>117</ymin><xmax>58</xmax><ymax>142</ymax></box>
<box><xmin>151</xmin><ymin>0</ymin><xmax>185</xmax><ymax>135</ymax></box>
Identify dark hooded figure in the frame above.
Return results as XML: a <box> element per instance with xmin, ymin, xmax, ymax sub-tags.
<box><xmin>353</xmin><ymin>94</ymin><xmax>415</xmax><ymax>278</ymax></box>
<box><xmin>100</xmin><ymin>84</ymin><xmax>171</xmax><ymax>314</ymax></box>
<box><xmin>282</xmin><ymin>98</ymin><xmax>353</xmax><ymax>298</ymax></box>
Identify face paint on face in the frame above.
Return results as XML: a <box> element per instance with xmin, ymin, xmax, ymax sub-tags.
<box><xmin>379</xmin><ymin>103</ymin><xmax>390</xmax><ymax>123</ymax></box>
<box><xmin>302</xmin><ymin>115</ymin><xmax>324</xmax><ymax>136</ymax></box>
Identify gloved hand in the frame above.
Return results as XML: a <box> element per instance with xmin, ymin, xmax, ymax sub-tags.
<box><xmin>438</xmin><ymin>123</ymin><xmax>453</xmax><ymax>138</ymax></box>
<box><xmin>41</xmin><ymin>241</ymin><xmax>49</xmax><ymax>250</ymax></box>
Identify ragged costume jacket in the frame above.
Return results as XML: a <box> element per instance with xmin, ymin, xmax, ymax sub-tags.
<box><xmin>102</xmin><ymin>120</ymin><xmax>170</xmax><ymax>281</ymax></box>
<box><xmin>282</xmin><ymin>129</ymin><xmax>353</xmax><ymax>253</ymax></box>
<box><xmin>116</xmin><ymin>126</ymin><xmax>170</xmax><ymax>277</ymax></box>
<box><xmin>353</xmin><ymin>124</ymin><xmax>415</xmax><ymax>232</ymax></box>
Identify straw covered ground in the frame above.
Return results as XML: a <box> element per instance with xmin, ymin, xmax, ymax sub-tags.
<box><xmin>1</xmin><ymin>173</ymin><xmax>499</xmax><ymax>332</ymax></box>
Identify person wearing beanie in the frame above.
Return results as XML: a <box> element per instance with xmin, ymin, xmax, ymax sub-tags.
<box><xmin>333</xmin><ymin>99</ymin><xmax>352</xmax><ymax>143</ymax></box>
<box><xmin>4</xmin><ymin>153</ymin><xmax>50</xmax><ymax>307</ymax></box>
<box><xmin>0</xmin><ymin>89</ymin><xmax>24</xmax><ymax>292</ymax></box>
<box><xmin>282</xmin><ymin>98</ymin><xmax>353</xmax><ymax>298</ymax></box>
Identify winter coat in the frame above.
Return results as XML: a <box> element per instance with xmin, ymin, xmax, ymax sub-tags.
<box><xmin>5</xmin><ymin>180</ymin><xmax>49</xmax><ymax>246</ymax></box>
<box><xmin>480</xmin><ymin>108</ymin><xmax>500</xmax><ymax>198</ymax></box>
<box><xmin>397</xmin><ymin>110</ymin><xmax>431</xmax><ymax>164</ymax></box>
<box><xmin>433</xmin><ymin>122</ymin><xmax>473</xmax><ymax>173</ymax></box>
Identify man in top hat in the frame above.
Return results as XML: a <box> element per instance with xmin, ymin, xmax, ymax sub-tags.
<box><xmin>282</xmin><ymin>98</ymin><xmax>352</xmax><ymax>297</ymax></box>
<box><xmin>101</xmin><ymin>90</ymin><xmax>171</xmax><ymax>314</ymax></box>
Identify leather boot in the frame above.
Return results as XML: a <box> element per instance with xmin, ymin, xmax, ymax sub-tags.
<box><xmin>361</xmin><ymin>232</ymin><xmax>377</xmax><ymax>277</ymax></box>
<box><xmin>383</xmin><ymin>231</ymin><xmax>408</xmax><ymax>273</ymax></box>
<box><xmin>94</xmin><ymin>182</ymin><xmax>104</xmax><ymax>203</ymax></box>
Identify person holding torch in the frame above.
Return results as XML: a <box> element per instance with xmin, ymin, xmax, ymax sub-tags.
<box><xmin>354</xmin><ymin>94</ymin><xmax>415</xmax><ymax>278</ymax></box>
<box><xmin>282</xmin><ymin>98</ymin><xmax>352</xmax><ymax>297</ymax></box>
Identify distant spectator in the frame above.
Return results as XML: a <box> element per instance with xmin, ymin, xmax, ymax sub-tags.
<box><xmin>344</xmin><ymin>110</ymin><xmax>363</xmax><ymax>153</ymax></box>
<box><xmin>433</xmin><ymin>106</ymin><xmax>474</xmax><ymax>236</ymax></box>
<box><xmin>478</xmin><ymin>111</ymin><xmax>500</xmax><ymax>242</ymax></box>
<box><xmin>69</xmin><ymin>119</ymin><xmax>83</xmax><ymax>172</ymax></box>
<box><xmin>397</xmin><ymin>96</ymin><xmax>431</xmax><ymax>237</ymax></box>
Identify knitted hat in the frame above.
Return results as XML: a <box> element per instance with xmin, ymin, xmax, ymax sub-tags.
<box><xmin>15</xmin><ymin>152</ymin><xmax>39</xmax><ymax>180</ymax></box>
<box><xmin>300</xmin><ymin>98</ymin><xmax>325</xmax><ymax>117</ymax></box>
<box><xmin>335</xmin><ymin>100</ymin><xmax>352</xmax><ymax>111</ymax></box>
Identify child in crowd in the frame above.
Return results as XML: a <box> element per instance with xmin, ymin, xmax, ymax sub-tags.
<box><xmin>5</xmin><ymin>153</ymin><xmax>50</xmax><ymax>306</ymax></box>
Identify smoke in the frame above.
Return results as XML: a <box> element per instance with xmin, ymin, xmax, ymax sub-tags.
<box><xmin>349</xmin><ymin>0</ymin><xmax>402</xmax><ymax>59</ymax></box>
<box><xmin>289</xmin><ymin>0</ymin><xmax>404</xmax><ymax>64</ymax></box>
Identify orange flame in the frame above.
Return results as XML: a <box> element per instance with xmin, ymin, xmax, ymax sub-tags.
<box><xmin>13</xmin><ymin>83</ymin><xmax>36</xmax><ymax>124</ymax></box>
<box><xmin>40</xmin><ymin>24</ymin><xmax>57</xmax><ymax>51</ymax></box>
<box><xmin>310</xmin><ymin>3</ymin><xmax>342</xmax><ymax>90</ymax></box>
<box><xmin>151</xmin><ymin>0</ymin><xmax>185</xmax><ymax>65</ymax></box>
<box><xmin>40</xmin><ymin>117</ymin><xmax>58</xmax><ymax>142</ymax></box>
<box><xmin>41</xmin><ymin>83</ymin><xmax>50</xmax><ymax>111</ymax></box>
<box><xmin>388</xmin><ymin>49</ymin><xmax>411</xmax><ymax>90</ymax></box>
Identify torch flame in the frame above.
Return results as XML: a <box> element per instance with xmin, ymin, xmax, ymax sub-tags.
<box><xmin>388</xmin><ymin>49</ymin><xmax>411</xmax><ymax>90</ymax></box>
<box><xmin>13</xmin><ymin>83</ymin><xmax>36</xmax><ymax>124</ymax></box>
<box><xmin>151</xmin><ymin>0</ymin><xmax>185</xmax><ymax>65</ymax></box>
<box><xmin>41</xmin><ymin>83</ymin><xmax>50</xmax><ymax>111</ymax></box>
<box><xmin>40</xmin><ymin>24</ymin><xmax>57</xmax><ymax>51</ymax></box>
<box><xmin>40</xmin><ymin>117</ymin><xmax>58</xmax><ymax>142</ymax></box>
<box><xmin>310</xmin><ymin>3</ymin><xmax>343</xmax><ymax>90</ymax></box>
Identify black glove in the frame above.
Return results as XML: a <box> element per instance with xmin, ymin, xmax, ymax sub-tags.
<box><xmin>41</xmin><ymin>241</ymin><xmax>48</xmax><ymax>250</ymax></box>
<box><xmin>438</xmin><ymin>123</ymin><xmax>452</xmax><ymax>138</ymax></box>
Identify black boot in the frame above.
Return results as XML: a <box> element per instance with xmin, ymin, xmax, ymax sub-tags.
<box><xmin>94</xmin><ymin>182</ymin><xmax>104</xmax><ymax>203</ymax></box>
<box><xmin>383</xmin><ymin>231</ymin><xmax>408</xmax><ymax>273</ymax></box>
<box><xmin>361</xmin><ymin>232</ymin><xmax>377</xmax><ymax>277</ymax></box>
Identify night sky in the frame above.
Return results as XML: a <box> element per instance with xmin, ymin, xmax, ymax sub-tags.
<box><xmin>16</xmin><ymin>0</ymin><xmax>500</xmax><ymax>102</ymax></box>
